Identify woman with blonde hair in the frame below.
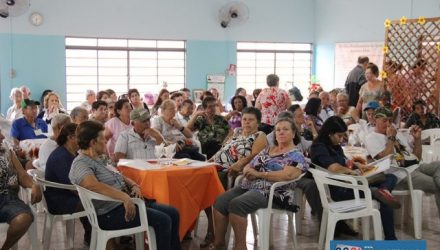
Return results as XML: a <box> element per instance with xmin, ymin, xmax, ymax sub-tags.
<box><xmin>37</xmin><ymin>92</ymin><xmax>66</xmax><ymax>124</ymax></box>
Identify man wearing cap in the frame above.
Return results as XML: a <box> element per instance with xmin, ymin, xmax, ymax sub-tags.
<box><xmin>364</xmin><ymin>101</ymin><xmax>380</xmax><ymax>130</ymax></box>
<box><xmin>114</xmin><ymin>109</ymin><xmax>164</xmax><ymax>162</ymax></box>
<box><xmin>365</xmin><ymin>106</ymin><xmax>440</xmax><ymax>217</ymax></box>
<box><xmin>10</xmin><ymin>99</ymin><xmax>48</xmax><ymax>147</ymax></box>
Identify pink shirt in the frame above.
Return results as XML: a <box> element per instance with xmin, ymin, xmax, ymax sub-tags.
<box><xmin>256</xmin><ymin>87</ymin><xmax>290</xmax><ymax>125</ymax></box>
<box><xmin>105</xmin><ymin>117</ymin><xmax>132</xmax><ymax>159</ymax></box>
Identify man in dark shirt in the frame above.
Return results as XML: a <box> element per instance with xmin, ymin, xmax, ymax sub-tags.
<box><xmin>345</xmin><ymin>56</ymin><xmax>369</xmax><ymax>106</ymax></box>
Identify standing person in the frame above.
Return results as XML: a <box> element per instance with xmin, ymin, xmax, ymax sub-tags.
<box><xmin>104</xmin><ymin>99</ymin><xmax>132</xmax><ymax>161</ymax></box>
<box><xmin>6</xmin><ymin>88</ymin><xmax>23</xmax><ymax>122</ymax></box>
<box><xmin>318</xmin><ymin>91</ymin><xmax>334</xmax><ymax>122</ymax></box>
<box><xmin>0</xmin><ymin>131</ymin><xmax>42</xmax><ymax>250</ymax></box>
<box><xmin>255</xmin><ymin>74</ymin><xmax>291</xmax><ymax>134</ymax></box>
<box><xmin>356</xmin><ymin>63</ymin><xmax>385</xmax><ymax>116</ymax></box>
<box><xmin>345</xmin><ymin>56</ymin><xmax>369</xmax><ymax>106</ymax></box>
<box><xmin>187</xmin><ymin>96</ymin><xmax>230</xmax><ymax>159</ymax></box>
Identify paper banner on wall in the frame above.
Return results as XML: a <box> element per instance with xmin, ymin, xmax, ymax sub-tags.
<box><xmin>334</xmin><ymin>42</ymin><xmax>384</xmax><ymax>88</ymax></box>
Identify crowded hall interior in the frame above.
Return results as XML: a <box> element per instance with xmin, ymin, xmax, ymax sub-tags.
<box><xmin>1</xmin><ymin>0</ymin><xmax>440</xmax><ymax>249</ymax></box>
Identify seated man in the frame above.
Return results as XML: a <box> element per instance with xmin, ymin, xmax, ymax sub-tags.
<box><xmin>365</xmin><ymin>107</ymin><xmax>440</xmax><ymax>217</ymax></box>
<box><xmin>10</xmin><ymin>99</ymin><xmax>48</xmax><ymax>147</ymax></box>
<box><xmin>114</xmin><ymin>109</ymin><xmax>163</xmax><ymax>162</ymax></box>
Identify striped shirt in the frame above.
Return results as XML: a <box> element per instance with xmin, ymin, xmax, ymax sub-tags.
<box><xmin>114</xmin><ymin>128</ymin><xmax>156</xmax><ymax>159</ymax></box>
<box><xmin>69</xmin><ymin>153</ymin><xmax>126</xmax><ymax>215</ymax></box>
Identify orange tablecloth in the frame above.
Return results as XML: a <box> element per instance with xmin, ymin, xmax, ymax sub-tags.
<box><xmin>118</xmin><ymin>165</ymin><xmax>225</xmax><ymax>240</ymax></box>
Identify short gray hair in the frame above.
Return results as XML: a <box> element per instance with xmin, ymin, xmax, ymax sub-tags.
<box><xmin>70</xmin><ymin>106</ymin><xmax>88</xmax><ymax>119</ymax></box>
<box><xmin>9</xmin><ymin>88</ymin><xmax>22</xmax><ymax>99</ymax></box>
<box><xmin>51</xmin><ymin>113</ymin><xmax>71</xmax><ymax>129</ymax></box>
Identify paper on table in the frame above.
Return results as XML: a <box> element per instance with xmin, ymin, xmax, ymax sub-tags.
<box><xmin>174</xmin><ymin>159</ymin><xmax>222</xmax><ymax>168</ymax></box>
<box><xmin>117</xmin><ymin>159</ymin><xmax>163</xmax><ymax>170</ymax></box>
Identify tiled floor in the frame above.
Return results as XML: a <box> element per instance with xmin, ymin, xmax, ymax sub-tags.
<box><xmin>1</xmin><ymin>195</ymin><xmax>439</xmax><ymax>249</ymax></box>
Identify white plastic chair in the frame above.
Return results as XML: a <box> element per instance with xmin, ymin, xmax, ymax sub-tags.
<box><xmin>308</xmin><ymin>167</ymin><xmax>383</xmax><ymax>250</ymax></box>
<box><xmin>422</xmin><ymin>145</ymin><xmax>440</xmax><ymax>163</ymax></box>
<box><xmin>421</xmin><ymin>128</ymin><xmax>440</xmax><ymax>146</ymax></box>
<box><xmin>75</xmin><ymin>185</ymin><xmax>157</xmax><ymax>250</ymax></box>
<box><xmin>28</xmin><ymin>169</ymin><xmax>88</xmax><ymax>250</ymax></box>
<box><xmin>254</xmin><ymin>173</ymin><xmax>305</xmax><ymax>250</ymax></box>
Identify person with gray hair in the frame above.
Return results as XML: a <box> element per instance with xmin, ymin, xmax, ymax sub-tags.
<box><xmin>70</xmin><ymin>106</ymin><xmax>89</xmax><ymax>124</ymax></box>
<box><xmin>80</xmin><ymin>89</ymin><xmax>96</xmax><ymax>113</ymax></box>
<box><xmin>20</xmin><ymin>85</ymin><xmax>31</xmax><ymax>99</ymax></box>
<box><xmin>255</xmin><ymin>74</ymin><xmax>291</xmax><ymax>134</ymax></box>
<box><xmin>37</xmin><ymin>113</ymin><xmax>72</xmax><ymax>171</ymax></box>
<box><xmin>6</xmin><ymin>88</ymin><xmax>23</xmax><ymax>121</ymax></box>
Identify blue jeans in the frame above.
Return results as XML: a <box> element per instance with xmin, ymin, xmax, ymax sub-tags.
<box><xmin>97</xmin><ymin>201</ymin><xmax>181</xmax><ymax>250</ymax></box>
<box><xmin>330</xmin><ymin>174</ymin><xmax>397</xmax><ymax>240</ymax></box>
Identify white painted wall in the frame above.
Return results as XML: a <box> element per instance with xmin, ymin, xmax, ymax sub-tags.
<box><xmin>0</xmin><ymin>0</ymin><xmax>315</xmax><ymax>42</ymax></box>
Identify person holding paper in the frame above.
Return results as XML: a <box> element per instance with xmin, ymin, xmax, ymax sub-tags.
<box><xmin>365</xmin><ymin>106</ymin><xmax>440</xmax><ymax>218</ymax></box>
<box><xmin>311</xmin><ymin>116</ymin><xmax>401</xmax><ymax>240</ymax></box>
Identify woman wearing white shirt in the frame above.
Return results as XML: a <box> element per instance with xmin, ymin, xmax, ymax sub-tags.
<box><xmin>6</xmin><ymin>88</ymin><xmax>23</xmax><ymax>121</ymax></box>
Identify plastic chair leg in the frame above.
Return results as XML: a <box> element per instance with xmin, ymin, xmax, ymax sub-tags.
<box><xmin>361</xmin><ymin>216</ymin><xmax>370</xmax><ymax>240</ymax></box>
<box><xmin>412</xmin><ymin>190</ymin><xmax>423</xmax><ymax>239</ymax></box>
<box><xmin>325</xmin><ymin>218</ymin><xmax>337</xmax><ymax>250</ymax></box>
<box><xmin>135</xmin><ymin>232</ymin><xmax>144</xmax><ymax>250</ymax></box>
<box><xmin>256</xmin><ymin>210</ymin><xmax>271</xmax><ymax>250</ymax></box>
<box><xmin>28</xmin><ymin>220</ymin><xmax>38</xmax><ymax>250</ymax></box>
<box><xmin>90</xmin><ymin>229</ymin><xmax>97</xmax><ymax>250</ymax></box>
<box><xmin>65</xmin><ymin>220</ymin><xmax>75</xmax><ymax>249</ymax></box>
<box><xmin>371</xmin><ymin>211</ymin><xmax>383</xmax><ymax>240</ymax></box>
<box><xmin>147</xmin><ymin>227</ymin><xmax>157</xmax><ymax>250</ymax></box>
<box><xmin>43</xmin><ymin>215</ymin><xmax>54</xmax><ymax>250</ymax></box>
<box><xmin>318</xmin><ymin>211</ymin><xmax>328</xmax><ymax>250</ymax></box>
<box><xmin>288</xmin><ymin>213</ymin><xmax>298</xmax><ymax>249</ymax></box>
<box><xmin>95</xmin><ymin>233</ymin><xmax>108</xmax><ymax>250</ymax></box>
<box><xmin>250</xmin><ymin>213</ymin><xmax>258</xmax><ymax>242</ymax></box>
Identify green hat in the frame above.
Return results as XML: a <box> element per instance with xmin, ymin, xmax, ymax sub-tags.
<box><xmin>21</xmin><ymin>99</ymin><xmax>40</xmax><ymax>109</ymax></box>
<box><xmin>374</xmin><ymin>106</ymin><xmax>392</xmax><ymax>118</ymax></box>
<box><xmin>130</xmin><ymin>108</ymin><xmax>150</xmax><ymax>122</ymax></box>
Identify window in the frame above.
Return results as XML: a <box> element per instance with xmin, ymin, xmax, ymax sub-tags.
<box><xmin>237</xmin><ymin>42</ymin><xmax>312</xmax><ymax>99</ymax></box>
<box><xmin>65</xmin><ymin>37</ymin><xmax>185</xmax><ymax>111</ymax></box>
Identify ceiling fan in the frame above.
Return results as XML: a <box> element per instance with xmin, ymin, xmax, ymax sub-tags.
<box><xmin>0</xmin><ymin>0</ymin><xmax>30</xmax><ymax>18</ymax></box>
<box><xmin>218</xmin><ymin>1</ymin><xmax>249</xmax><ymax>28</ymax></box>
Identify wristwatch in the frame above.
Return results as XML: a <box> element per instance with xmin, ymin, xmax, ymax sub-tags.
<box><xmin>387</xmin><ymin>136</ymin><xmax>396</xmax><ymax>142</ymax></box>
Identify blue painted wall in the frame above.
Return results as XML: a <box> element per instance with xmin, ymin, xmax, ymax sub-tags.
<box><xmin>186</xmin><ymin>40</ymin><xmax>237</xmax><ymax>103</ymax></box>
<box><xmin>0</xmin><ymin>34</ymin><xmax>65</xmax><ymax>114</ymax></box>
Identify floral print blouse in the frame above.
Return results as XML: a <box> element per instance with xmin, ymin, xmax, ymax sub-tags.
<box><xmin>212</xmin><ymin>128</ymin><xmax>261</xmax><ymax>171</ymax></box>
<box><xmin>241</xmin><ymin>147</ymin><xmax>308</xmax><ymax>208</ymax></box>
<box><xmin>194</xmin><ymin>114</ymin><xmax>229</xmax><ymax>146</ymax></box>
<box><xmin>256</xmin><ymin>87</ymin><xmax>290</xmax><ymax>125</ymax></box>
<box><xmin>0</xmin><ymin>150</ymin><xmax>18</xmax><ymax>195</ymax></box>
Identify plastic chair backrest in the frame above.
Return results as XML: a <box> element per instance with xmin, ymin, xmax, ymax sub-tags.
<box><xmin>421</xmin><ymin>128</ymin><xmax>440</xmax><ymax>146</ymax></box>
<box><xmin>75</xmin><ymin>185</ymin><xmax>110</xmax><ymax>230</ymax></box>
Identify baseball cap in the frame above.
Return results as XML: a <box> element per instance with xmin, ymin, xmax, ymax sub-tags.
<box><xmin>130</xmin><ymin>108</ymin><xmax>150</xmax><ymax>122</ymax></box>
<box><xmin>363</xmin><ymin>101</ymin><xmax>380</xmax><ymax>111</ymax></box>
<box><xmin>374</xmin><ymin>106</ymin><xmax>392</xmax><ymax>118</ymax></box>
<box><xmin>21</xmin><ymin>99</ymin><xmax>40</xmax><ymax>109</ymax></box>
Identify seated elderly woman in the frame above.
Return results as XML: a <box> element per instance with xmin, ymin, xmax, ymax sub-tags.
<box><xmin>209</xmin><ymin>118</ymin><xmax>309</xmax><ymax>250</ymax></box>
<box><xmin>0</xmin><ymin>130</ymin><xmax>42</xmax><ymax>250</ymax></box>
<box><xmin>37</xmin><ymin>92</ymin><xmax>67</xmax><ymax>124</ymax></box>
<box><xmin>310</xmin><ymin>116</ymin><xmax>401</xmax><ymax>240</ymax></box>
<box><xmin>187</xmin><ymin>96</ymin><xmax>231</xmax><ymax>159</ymax></box>
<box><xmin>45</xmin><ymin>123</ymin><xmax>91</xmax><ymax>245</ymax></box>
<box><xmin>200</xmin><ymin>107</ymin><xmax>267</xmax><ymax>247</ymax></box>
<box><xmin>69</xmin><ymin>121</ymin><xmax>180</xmax><ymax>250</ymax></box>
<box><xmin>152</xmin><ymin>99</ymin><xmax>205</xmax><ymax>161</ymax></box>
